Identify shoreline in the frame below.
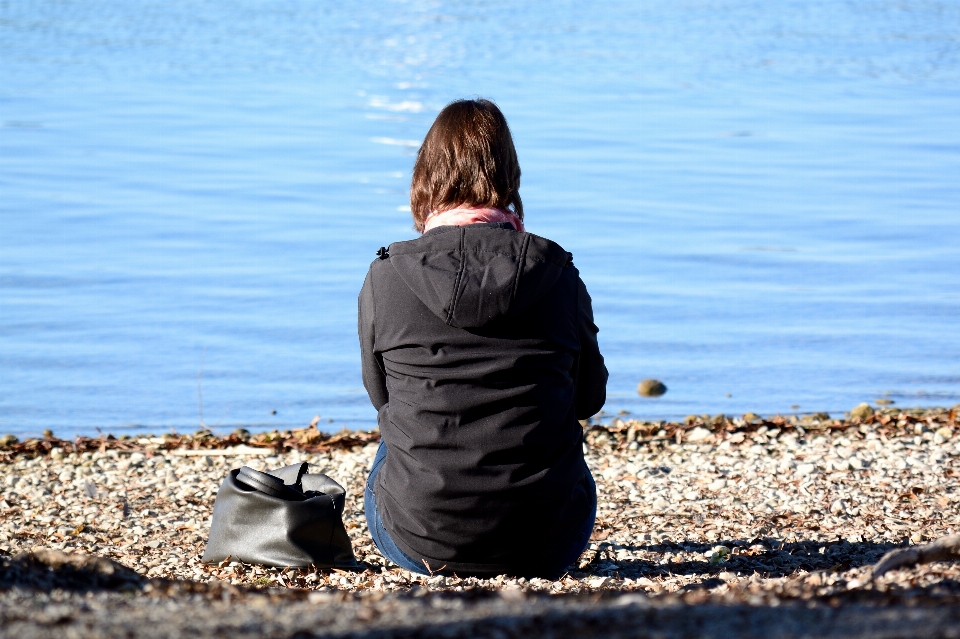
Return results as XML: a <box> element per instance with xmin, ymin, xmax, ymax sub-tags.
<box><xmin>2</xmin><ymin>405</ymin><xmax>958</xmax><ymax>637</ymax></box>
<box><xmin>3</xmin><ymin>403</ymin><xmax>955</xmax><ymax>458</ymax></box>
<box><xmin>6</xmin><ymin>401</ymin><xmax>955</xmax><ymax>445</ymax></box>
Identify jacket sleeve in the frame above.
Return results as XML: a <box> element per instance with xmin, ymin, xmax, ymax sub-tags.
<box><xmin>574</xmin><ymin>275</ymin><xmax>607</xmax><ymax>420</ymax></box>
<box><xmin>358</xmin><ymin>268</ymin><xmax>389</xmax><ymax>410</ymax></box>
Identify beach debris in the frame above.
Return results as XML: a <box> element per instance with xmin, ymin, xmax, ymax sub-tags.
<box><xmin>0</xmin><ymin>405</ymin><xmax>957</xmax><ymax>611</ymax></box>
<box><xmin>871</xmin><ymin>534</ymin><xmax>960</xmax><ymax>580</ymax></box>
<box><xmin>637</xmin><ymin>379</ymin><xmax>667</xmax><ymax>397</ymax></box>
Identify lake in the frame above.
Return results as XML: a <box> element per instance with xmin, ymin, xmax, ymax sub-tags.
<box><xmin>2</xmin><ymin>0</ymin><xmax>959</xmax><ymax>438</ymax></box>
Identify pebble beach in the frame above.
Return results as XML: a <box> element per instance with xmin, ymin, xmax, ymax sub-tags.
<box><xmin>2</xmin><ymin>405</ymin><xmax>959</xmax><ymax>638</ymax></box>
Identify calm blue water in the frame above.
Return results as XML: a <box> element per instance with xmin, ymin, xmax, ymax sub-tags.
<box><xmin>2</xmin><ymin>1</ymin><xmax>959</xmax><ymax>438</ymax></box>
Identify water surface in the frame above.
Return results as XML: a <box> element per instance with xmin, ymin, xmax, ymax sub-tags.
<box><xmin>2</xmin><ymin>1</ymin><xmax>959</xmax><ymax>437</ymax></box>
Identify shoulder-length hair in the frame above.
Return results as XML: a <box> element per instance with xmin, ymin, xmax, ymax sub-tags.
<box><xmin>410</xmin><ymin>99</ymin><xmax>523</xmax><ymax>232</ymax></box>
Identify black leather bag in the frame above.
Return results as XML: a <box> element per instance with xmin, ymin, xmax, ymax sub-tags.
<box><xmin>202</xmin><ymin>462</ymin><xmax>358</xmax><ymax>568</ymax></box>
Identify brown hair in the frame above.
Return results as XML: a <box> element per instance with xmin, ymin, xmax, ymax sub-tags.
<box><xmin>410</xmin><ymin>99</ymin><xmax>523</xmax><ymax>232</ymax></box>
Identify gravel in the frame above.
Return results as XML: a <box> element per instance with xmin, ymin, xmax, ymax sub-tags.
<box><xmin>1</xmin><ymin>405</ymin><xmax>958</xmax><ymax>637</ymax></box>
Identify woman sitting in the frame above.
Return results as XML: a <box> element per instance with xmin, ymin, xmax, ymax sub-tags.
<box><xmin>359</xmin><ymin>98</ymin><xmax>607</xmax><ymax>578</ymax></box>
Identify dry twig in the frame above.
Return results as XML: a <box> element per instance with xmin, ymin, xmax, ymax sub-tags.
<box><xmin>871</xmin><ymin>534</ymin><xmax>960</xmax><ymax>580</ymax></box>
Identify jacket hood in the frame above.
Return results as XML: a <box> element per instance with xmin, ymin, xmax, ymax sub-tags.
<box><xmin>386</xmin><ymin>223</ymin><xmax>571</xmax><ymax>329</ymax></box>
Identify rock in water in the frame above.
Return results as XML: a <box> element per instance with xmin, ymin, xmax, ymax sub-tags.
<box><xmin>638</xmin><ymin>379</ymin><xmax>667</xmax><ymax>397</ymax></box>
<box><xmin>850</xmin><ymin>403</ymin><xmax>874</xmax><ymax>420</ymax></box>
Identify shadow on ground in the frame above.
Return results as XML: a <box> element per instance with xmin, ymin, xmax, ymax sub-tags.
<box><xmin>0</xmin><ymin>549</ymin><xmax>144</xmax><ymax>592</ymax></box>
<box><xmin>583</xmin><ymin>539</ymin><xmax>905</xmax><ymax>580</ymax></box>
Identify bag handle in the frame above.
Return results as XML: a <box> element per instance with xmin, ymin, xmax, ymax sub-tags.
<box><xmin>267</xmin><ymin>462</ymin><xmax>309</xmax><ymax>488</ymax></box>
<box><xmin>237</xmin><ymin>467</ymin><xmax>305</xmax><ymax>501</ymax></box>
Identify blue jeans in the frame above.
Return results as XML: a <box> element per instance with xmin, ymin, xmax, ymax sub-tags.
<box><xmin>363</xmin><ymin>441</ymin><xmax>597</xmax><ymax>577</ymax></box>
<box><xmin>364</xmin><ymin>442</ymin><xmax>430</xmax><ymax>574</ymax></box>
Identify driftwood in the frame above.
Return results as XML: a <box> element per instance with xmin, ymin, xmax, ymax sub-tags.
<box><xmin>871</xmin><ymin>534</ymin><xmax>960</xmax><ymax>580</ymax></box>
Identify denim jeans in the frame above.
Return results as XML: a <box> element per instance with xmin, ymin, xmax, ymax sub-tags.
<box><xmin>364</xmin><ymin>442</ymin><xmax>429</xmax><ymax>574</ymax></box>
<box><xmin>363</xmin><ymin>441</ymin><xmax>597</xmax><ymax>577</ymax></box>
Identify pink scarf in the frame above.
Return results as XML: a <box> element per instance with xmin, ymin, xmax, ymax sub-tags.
<box><xmin>422</xmin><ymin>207</ymin><xmax>525</xmax><ymax>234</ymax></box>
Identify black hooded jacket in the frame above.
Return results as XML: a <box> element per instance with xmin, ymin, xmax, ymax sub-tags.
<box><xmin>358</xmin><ymin>222</ymin><xmax>607</xmax><ymax>575</ymax></box>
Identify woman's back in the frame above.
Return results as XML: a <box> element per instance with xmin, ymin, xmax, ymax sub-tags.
<box><xmin>359</xmin><ymin>222</ymin><xmax>606</xmax><ymax>575</ymax></box>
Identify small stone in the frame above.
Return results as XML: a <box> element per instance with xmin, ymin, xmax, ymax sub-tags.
<box><xmin>796</xmin><ymin>463</ymin><xmax>816</xmax><ymax>476</ymax></box>
<box><xmin>742</xmin><ymin>412</ymin><xmax>761</xmax><ymax>423</ymax></box>
<box><xmin>0</xmin><ymin>434</ymin><xmax>18</xmax><ymax>448</ymax></box>
<box><xmin>936</xmin><ymin>427</ymin><xmax>953</xmax><ymax>440</ymax></box>
<box><xmin>686</xmin><ymin>427</ymin><xmax>712</xmax><ymax>442</ymax></box>
<box><xmin>588</xmin><ymin>577</ymin><xmax>610</xmax><ymax>588</ymax></box>
<box><xmin>718</xmin><ymin>571</ymin><xmax>736</xmax><ymax>581</ymax></box>
<box><xmin>778</xmin><ymin>458</ymin><xmax>796</xmax><ymax>472</ymax></box>
<box><xmin>637</xmin><ymin>379</ymin><xmax>667</xmax><ymax>397</ymax></box>
<box><xmin>50</xmin><ymin>448</ymin><xmax>64</xmax><ymax>460</ymax></box>
<box><xmin>830</xmin><ymin>499</ymin><xmax>845</xmax><ymax>514</ymax></box>
<box><xmin>875</xmin><ymin>398</ymin><xmax>894</xmax><ymax>405</ymax></box>
<box><xmin>850</xmin><ymin>403</ymin><xmax>874</xmax><ymax>420</ymax></box>
<box><xmin>500</xmin><ymin>587</ymin><xmax>525</xmax><ymax>601</ymax></box>
<box><xmin>708</xmin><ymin>478</ymin><xmax>728</xmax><ymax>491</ymax></box>
<box><xmin>308</xmin><ymin>592</ymin><xmax>334</xmax><ymax>604</ymax></box>
<box><xmin>614</xmin><ymin>593</ymin><xmax>650</xmax><ymax>607</ymax></box>
<box><xmin>708</xmin><ymin>546</ymin><xmax>730</xmax><ymax>564</ymax></box>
